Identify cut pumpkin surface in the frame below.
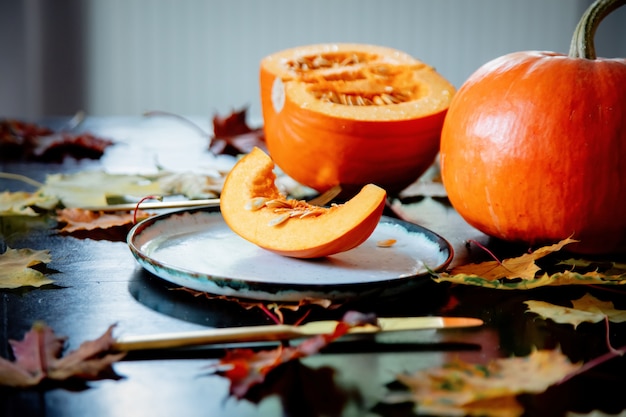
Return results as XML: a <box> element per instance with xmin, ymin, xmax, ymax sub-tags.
<box><xmin>220</xmin><ymin>147</ymin><xmax>387</xmax><ymax>258</ymax></box>
<box><xmin>260</xmin><ymin>43</ymin><xmax>455</xmax><ymax>194</ymax></box>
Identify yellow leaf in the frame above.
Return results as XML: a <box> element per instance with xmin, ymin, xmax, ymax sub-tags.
<box><xmin>448</xmin><ymin>238</ymin><xmax>577</xmax><ymax>281</ymax></box>
<box><xmin>0</xmin><ymin>248</ymin><xmax>53</xmax><ymax>289</ymax></box>
<box><xmin>0</xmin><ymin>191</ymin><xmax>59</xmax><ymax>216</ymax></box>
<box><xmin>391</xmin><ymin>349</ymin><xmax>580</xmax><ymax>417</ymax></box>
<box><xmin>41</xmin><ymin>171</ymin><xmax>162</xmax><ymax>208</ymax></box>
<box><xmin>434</xmin><ymin>239</ymin><xmax>626</xmax><ymax>289</ymax></box>
<box><xmin>526</xmin><ymin>294</ymin><xmax>626</xmax><ymax>328</ymax></box>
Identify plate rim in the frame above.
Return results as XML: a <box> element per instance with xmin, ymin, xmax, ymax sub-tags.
<box><xmin>127</xmin><ymin>205</ymin><xmax>454</xmax><ymax>301</ymax></box>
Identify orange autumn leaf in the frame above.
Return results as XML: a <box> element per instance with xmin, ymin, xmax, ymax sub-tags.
<box><xmin>56</xmin><ymin>208</ymin><xmax>151</xmax><ymax>233</ymax></box>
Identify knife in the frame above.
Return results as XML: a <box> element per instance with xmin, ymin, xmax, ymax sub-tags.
<box><xmin>79</xmin><ymin>198</ymin><xmax>221</xmax><ymax>212</ymax></box>
<box><xmin>112</xmin><ymin>316</ymin><xmax>483</xmax><ymax>352</ymax></box>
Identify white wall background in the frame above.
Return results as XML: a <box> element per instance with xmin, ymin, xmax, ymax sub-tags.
<box><xmin>2</xmin><ymin>0</ymin><xmax>625</xmax><ymax>121</ymax></box>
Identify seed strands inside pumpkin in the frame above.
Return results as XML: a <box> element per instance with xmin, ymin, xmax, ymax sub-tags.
<box><xmin>245</xmin><ymin>196</ymin><xmax>330</xmax><ymax>227</ymax></box>
<box><xmin>286</xmin><ymin>50</ymin><xmax>421</xmax><ymax>108</ymax></box>
<box><xmin>287</xmin><ymin>52</ymin><xmax>367</xmax><ymax>72</ymax></box>
<box><xmin>308</xmin><ymin>65</ymin><xmax>419</xmax><ymax>108</ymax></box>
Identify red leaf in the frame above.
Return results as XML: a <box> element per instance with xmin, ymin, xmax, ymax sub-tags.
<box><xmin>209</xmin><ymin>107</ymin><xmax>265</xmax><ymax>156</ymax></box>
<box><xmin>32</xmin><ymin>132</ymin><xmax>114</xmax><ymax>161</ymax></box>
<box><xmin>213</xmin><ymin>311</ymin><xmax>376</xmax><ymax>398</ymax></box>
<box><xmin>0</xmin><ymin>119</ymin><xmax>114</xmax><ymax>162</ymax></box>
<box><xmin>0</xmin><ymin>322</ymin><xmax>125</xmax><ymax>388</ymax></box>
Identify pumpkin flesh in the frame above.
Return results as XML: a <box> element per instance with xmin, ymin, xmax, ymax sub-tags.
<box><xmin>260</xmin><ymin>43</ymin><xmax>455</xmax><ymax>195</ymax></box>
<box><xmin>220</xmin><ymin>147</ymin><xmax>387</xmax><ymax>258</ymax></box>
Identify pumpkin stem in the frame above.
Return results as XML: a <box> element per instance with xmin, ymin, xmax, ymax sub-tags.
<box><xmin>569</xmin><ymin>0</ymin><xmax>626</xmax><ymax>59</ymax></box>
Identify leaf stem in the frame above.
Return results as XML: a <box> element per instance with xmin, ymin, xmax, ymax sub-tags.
<box><xmin>258</xmin><ymin>304</ymin><xmax>282</xmax><ymax>325</ymax></box>
<box><xmin>133</xmin><ymin>195</ymin><xmax>162</xmax><ymax>224</ymax></box>
<box><xmin>467</xmin><ymin>239</ymin><xmax>504</xmax><ymax>265</ymax></box>
<box><xmin>143</xmin><ymin>110</ymin><xmax>213</xmax><ymax>147</ymax></box>
<box><xmin>0</xmin><ymin>172</ymin><xmax>45</xmax><ymax>188</ymax></box>
<box><xmin>558</xmin><ymin>316</ymin><xmax>626</xmax><ymax>384</ymax></box>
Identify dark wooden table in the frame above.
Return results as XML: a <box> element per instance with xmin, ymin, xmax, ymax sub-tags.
<box><xmin>2</xmin><ymin>116</ymin><xmax>626</xmax><ymax>417</ymax></box>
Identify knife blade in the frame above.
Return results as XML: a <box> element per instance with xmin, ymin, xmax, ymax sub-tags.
<box><xmin>79</xmin><ymin>198</ymin><xmax>221</xmax><ymax>212</ymax></box>
<box><xmin>112</xmin><ymin>316</ymin><xmax>483</xmax><ymax>352</ymax></box>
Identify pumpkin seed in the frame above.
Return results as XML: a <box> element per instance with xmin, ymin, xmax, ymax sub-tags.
<box><xmin>245</xmin><ymin>197</ymin><xmax>269</xmax><ymax>211</ymax></box>
<box><xmin>291</xmin><ymin>52</ymin><xmax>414</xmax><ymax>107</ymax></box>
<box><xmin>268</xmin><ymin>213</ymin><xmax>290</xmax><ymax>227</ymax></box>
<box><xmin>264</xmin><ymin>199</ymin><xmax>292</xmax><ymax>209</ymax></box>
<box><xmin>249</xmin><ymin>196</ymin><xmax>328</xmax><ymax>227</ymax></box>
<box><xmin>376</xmin><ymin>239</ymin><xmax>397</xmax><ymax>248</ymax></box>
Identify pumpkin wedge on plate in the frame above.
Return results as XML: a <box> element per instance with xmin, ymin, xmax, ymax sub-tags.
<box><xmin>260</xmin><ymin>43</ymin><xmax>455</xmax><ymax>195</ymax></box>
<box><xmin>220</xmin><ymin>147</ymin><xmax>386</xmax><ymax>258</ymax></box>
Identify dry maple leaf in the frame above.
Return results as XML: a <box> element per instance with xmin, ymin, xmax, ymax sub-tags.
<box><xmin>0</xmin><ymin>247</ymin><xmax>53</xmax><ymax>289</ymax></box>
<box><xmin>0</xmin><ymin>322</ymin><xmax>125</xmax><ymax>388</ymax></box>
<box><xmin>32</xmin><ymin>132</ymin><xmax>113</xmax><ymax>162</ymax></box>
<box><xmin>211</xmin><ymin>311</ymin><xmax>376</xmax><ymax>398</ymax></box>
<box><xmin>175</xmin><ymin>286</ymin><xmax>336</xmax><ymax>323</ymax></box>
<box><xmin>42</xmin><ymin>171</ymin><xmax>162</xmax><ymax>208</ymax></box>
<box><xmin>451</xmin><ymin>238</ymin><xmax>577</xmax><ymax>280</ymax></box>
<box><xmin>388</xmin><ymin>349</ymin><xmax>581</xmax><ymax>417</ymax></box>
<box><xmin>209</xmin><ymin>107</ymin><xmax>265</xmax><ymax>156</ymax></box>
<box><xmin>158</xmin><ymin>171</ymin><xmax>226</xmax><ymax>199</ymax></box>
<box><xmin>144</xmin><ymin>108</ymin><xmax>265</xmax><ymax>157</ymax></box>
<box><xmin>0</xmin><ymin>118</ymin><xmax>114</xmax><ymax>162</ymax></box>
<box><xmin>435</xmin><ymin>238</ymin><xmax>626</xmax><ymax>289</ymax></box>
<box><xmin>525</xmin><ymin>293</ymin><xmax>626</xmax><ymax>328</ymax></box>
<box><xmin>0</xmin><ymin>190</ymin><xmax>59</xmax><ymax>216</ymax></box>
<box><xmin>56</xmin><ymin>208</ymin><xmax>151</xmax><ymax>233</ymax></box>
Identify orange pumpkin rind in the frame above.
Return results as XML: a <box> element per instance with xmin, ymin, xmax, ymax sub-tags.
<box><xmin>440</xmin><ymin>0</ymin><xmax>626</xmax><ymax>254</ymax></box>
<box><xmin>260</xmin><ymin>43</ymin><xmax>455</xmax><ymax>195</ymax></box>
<box><xmin>220</xmin><ymin>147</ymin><xmax>387</xmax><ymax>258</ymax></box>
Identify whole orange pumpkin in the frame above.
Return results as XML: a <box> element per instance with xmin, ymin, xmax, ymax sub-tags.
<box><xmin>440</xmin><ymin>0</ymin><xmax>626</xmax><ymax>254</ymax></box>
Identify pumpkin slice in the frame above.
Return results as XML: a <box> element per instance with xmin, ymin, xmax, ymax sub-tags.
<box><xmin>220</xmin><ymin>147</ymin><xmax>387</xmax><ymax>258</ymax></box>
<box><xmin>260</xmin><ymin>43</ymin><xmax>455</xmax><ymax>195</ymax></box>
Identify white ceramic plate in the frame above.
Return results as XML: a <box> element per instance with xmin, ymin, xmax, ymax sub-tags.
<box><xmin>127</xmin><ymin>207</ymin><xmax>453</xmax><ymax>302</ymax></box>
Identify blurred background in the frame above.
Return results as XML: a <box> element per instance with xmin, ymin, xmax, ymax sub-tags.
<box><xmin>2</xmin><ymin>0</ymin><xmax>625</xmax><ymax>122</ymax></box>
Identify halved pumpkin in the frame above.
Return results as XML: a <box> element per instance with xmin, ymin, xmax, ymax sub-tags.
<box><xmin>260</xmin><ymin>43</ymin><xmax>455</xmax><ymax>195</ymax></box>
<box><xmin>220</xmin><ymin>147</ymin><xmax>387</xmax><ymax>258</ymax></box>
